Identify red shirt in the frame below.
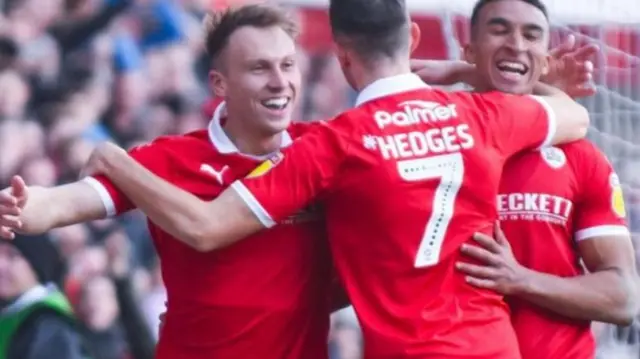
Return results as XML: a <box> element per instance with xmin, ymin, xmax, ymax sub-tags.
<box><xmin>232</xmin><ymin>73</ymin><xmax>556</xmax><ymax>359</ymax></box>
<box><xmin>84</xmin><ymin>103</ymin><xmax>332</xmax><ymax>359</ymax></box>
<box><xmin>499</xmin><ymin>140</ymin><xmax>629</xmax><ymax>359</ymax></box>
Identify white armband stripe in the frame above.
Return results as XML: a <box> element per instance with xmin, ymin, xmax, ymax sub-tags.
<box><xmin>575</xmin><ymin>225</ymin><xmax>630</xmax><ymax>241</ymax></box>
<box><xmin>81</xmin><ymin>177</ymin><xmax>116</xmax><ymax>217</ymax></box>
<box><xmin>528</xmin><ymin>95</ymin><xmax>557</xmax><ymax>149</ymax></box>
<box><xmin>230</xmin><ymin>181</ymin><xmax>277</xmax><ymax>228</ymax></box>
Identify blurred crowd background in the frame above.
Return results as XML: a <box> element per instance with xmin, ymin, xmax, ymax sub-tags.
<box><xmin>0</xmin><ymin>0</ymin><xmax>637</xmax><ymax>358</ymax></box>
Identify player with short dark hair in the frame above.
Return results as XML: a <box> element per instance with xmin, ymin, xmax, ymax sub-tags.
<box><xmin>0</xmin><ymin>4</ymin><xmax>334</xmax><ymax>359</ymax></box>
<box><xmin>452</xmin><ymin>1</ymin><xmax>639</xmax><ymax>359</ymax></box>
<box><xmin>70</xmin><ymin>1</ymin><xmax>595</xmax><ymax>358</ymax></box>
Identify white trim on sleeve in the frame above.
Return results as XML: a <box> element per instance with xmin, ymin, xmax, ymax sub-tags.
<box><xmin>230</xmin><ymin>181</ymin><xmax>277</xmax><ymax>228</ymax></box>
<box><xmin>81</xmin><ymin>177</ymin><xmax>116</xmax><ymax>217</ymax></box>
<box><xmin>574</xmin><ymin>225</ymin><xmax>630</xmax><ymax>241</ymax></box>
<box><xmin>528</xmin><ymin>95</ymin><xmax>557</xmax><ymax>148</ymax></box>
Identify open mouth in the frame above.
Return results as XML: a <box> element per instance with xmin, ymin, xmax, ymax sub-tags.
<box><xmin>495</xmin><ymin>60</ymin><xmax>529</xmax><ymax>81</ymax></box>
<box><xmin>260</xmin><ymin>97</ymin><xmax>290</xmax><ymax>111</ymax></box>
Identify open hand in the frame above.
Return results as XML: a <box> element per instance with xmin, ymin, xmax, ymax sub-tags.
<box><xmin>542</xmin><ymin>34</ymin><xmax>599</xmax><ymax>98</ymax></box>
<box><xmin>0</xmin><ymin>176</ymin><xmax>29</xmax><ymax>239</ymax></box>
<box><xmin>456</xmin><ymin>221</ymin><xmax>529</xmax><ymax>295</ymax></box>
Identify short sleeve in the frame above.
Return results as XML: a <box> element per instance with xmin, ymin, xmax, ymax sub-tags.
<box><xmin>230</xmin><ymin>121</ymin><xmax>349</xmax><ymax>228</ymax></box>
<box><xmin>573</xmin><ymin>144</ymin><xmax>629</xmax><ymax>241</ymax></box>
<box><xmin>81</xmin><ymin>142</ymin><xmax>169</xmax><ymax>217</ymax></box>
<box><xmin>473</xmin><ymin>91</ymin><xmax>555</xmax><ymax>157</ymax></box>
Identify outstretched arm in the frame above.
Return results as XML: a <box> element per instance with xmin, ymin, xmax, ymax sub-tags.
<box><xmin>0</xmin><ymin>176</ymin><xmax>107</xmax><ymax>238</ymax></box>
<box><xmin>82</xmin><ymin>143</ymin><xmax>264</xmax><ymax>251</ymax></box>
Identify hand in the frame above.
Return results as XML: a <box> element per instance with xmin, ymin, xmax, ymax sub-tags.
<box><xmin>456</xmin><ymin>221</ymin><xmax>529</xmax><ymax>295</ymax></box>
<box><xmin>79</xmin><ymin>142</ymin><xmax>127</xmax><ymax>179</ymax></box>
<box><xmin>542</xmin><ymin>34</ymin><xmax>599</xmax><ymax>98</ymax></box>
<box><xmin>105</xmin><ymin>230</ymin><xmax>131</xmax><ymax>278</ymax></box>
<box><xmin>0</xmin><ymin>176</ymin><xmax>29</xmax><ymax>239</ymax></box>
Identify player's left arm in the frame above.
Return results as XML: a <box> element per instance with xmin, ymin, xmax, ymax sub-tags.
<box><xmin>458</xmin><ymin>147</ymin><xmax>639</xmax><ymax>325</ymax></box>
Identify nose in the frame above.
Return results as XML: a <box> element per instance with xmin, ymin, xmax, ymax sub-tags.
<box><xmin>505</xmin><ymin>33</ymin><xmax>527</xmax><ymax>53</ymax></box>
<box><xmin>267</xmin><ymin>69</ymin><xmax>287</xmax><ymax>91</ymax></box>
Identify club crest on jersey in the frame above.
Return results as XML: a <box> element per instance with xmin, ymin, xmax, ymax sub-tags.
<box><xmin>540</xmin><ymin>147</ymin><xmax>566</xmax><ymax>169</ymax></box>
<box><xmin>246</xmin><ymin>152</ymin><xmax>284</xmax><ymax>179</ymax></box>
<box><xmin>609</xmin><ymin>173</ymin><xmax>626</xmax><ymax>218</ymax></box>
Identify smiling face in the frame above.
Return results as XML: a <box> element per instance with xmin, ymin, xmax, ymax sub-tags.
<box><xmin>464</xmin><ymin>0</ymin><xmax>550</xmax><ymax>94</ymax></box>
<box><xmin>210</xmin><ymin>25</ymin><xmax>301</xmax><ymax>137</ymax></box>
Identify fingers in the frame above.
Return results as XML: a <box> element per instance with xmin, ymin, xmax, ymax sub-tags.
<box><xmin>463</xmin><ymin>276</ymin><xmax>498</xmax><ymax>290</ymax></box>
<box><xmin>456</xmin><ymin>261</ymin><xmax>498</xmax><ymax>278</ymax></box>
<box><xmin>571</xmin><ymin>43</ymin><xmax>600</xmax><ymax>61</ymax></box>
<box><xmin>549</xmin><ymin>34</ymin><xmax>576</xmax><ymax>59</ymax></box>
<box><xmin>471</xmin><ymin>232</ymin><xmax>502</xmax><ymax>253</ymax></box>
<box><xmin>0</xmin><ymin>192</ymin><xmax>17</xmax><ymax>208</ymax></box>
<box><xmin>461</xmin><ymin>243</ymin><xmax>499</xmax><ymax>265</ymax></box>
<box><xmin>10</xmin><ymin>175</ymin><xmax>27</xmax><ymax>200</ymax></box>
<box><xmin>493</xmin><ymin>221</ymin><xmax>509</xmax><ymax>246</ymax></box>
<box><xmin>0</xmin><ymin>227</ymin><xmax>15</xmax><ymax>240</ymax></box>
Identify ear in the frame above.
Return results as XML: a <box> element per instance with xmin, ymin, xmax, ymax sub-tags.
<box><xmin>462</xmin><ymin>43</ymin><xmax>475</xmax><ymax>64</ymax></box>
<box><xmin>540</xmin><ymin>54</ymin><xmax>551</xmax><ymax>76</ymax></box>
<box><xmin>409</xmin><ymin>22</ymin><xmax>421</xmax><ymax>54</ymax></box>
<box><xmin>209</xmin><ymin>70</ymin><xmax>227</xmax><ymax>98</ymax></box>
<box><xmin>334</xmin><ymin>44</ymin><xmax>350</xmax><ymax>70</ymax></box>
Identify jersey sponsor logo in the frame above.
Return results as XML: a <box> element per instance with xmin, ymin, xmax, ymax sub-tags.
<box><xmin>540</xmin><ymin>147</ymin><xmax>566</xmax><ymax>169</ymax></box>
<box><xmin>200</xmin><ymin>164</ymin><xmax>229</xmax><ymax>185</ymax></box>
<box><xmin>374</xmin><ymin>100</ymin><xmax>458</xmax><ymax>129</ymax></box>
<box><xmin>497</xmin><ymin>192</ymin><xmax>573</xmax><ymax>225</ymax></box>
<box><xmin>281</xmin><ymin>204</ymin><xmax>322</xmax><ymax>225</ymax></box>
<box><xmin>609</xmin><ymin>173</ymin><xmax>626</xmax><ymax>218</ymax></box>
<box><xmin>246</xmin><ymin>152</ymin><xmax>284</xmax><ymax>179</ymax></box>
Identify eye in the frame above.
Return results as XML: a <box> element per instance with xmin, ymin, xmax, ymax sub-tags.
<box><xmin>524</xmin><ymin>32</ymin><xmax>541</xmax><ymax>42</ymax></box>
<box><xmin>282</xmin><ymin>60</ymin><xmax>295</xmax><ymax>70</ymax></box>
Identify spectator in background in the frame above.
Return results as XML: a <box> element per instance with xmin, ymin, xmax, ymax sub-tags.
<box><xmin>0</xmin><ymin>235</ymin><xmax>88</xmax><ymax>359</ymax></box>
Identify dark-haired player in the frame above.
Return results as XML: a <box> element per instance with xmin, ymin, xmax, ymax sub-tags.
<box><xmin>453</xmin><ymin>1</ymin><xmax>639</xmax><ymax>359</ymax></box>
<box><xmin>72</xmin><ymin>0</ymin><xmax>594</xmax><ymax>358</ymax></box>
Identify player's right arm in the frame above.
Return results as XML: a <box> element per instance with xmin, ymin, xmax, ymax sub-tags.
<box><xmin>474</xmin><ymin>85</ymin><xmax>589</xmax><ymax>158</ymax></box>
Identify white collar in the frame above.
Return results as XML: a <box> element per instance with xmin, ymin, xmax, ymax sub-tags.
<box><xmin>207</xmin><ymin>101</ymin><xmax>293</xmax><ymax>157</ymax></box>
<box><xmin>355</xmin><ymin>73</ymin><xmax>430</xmax><ymax>107</ymax></box>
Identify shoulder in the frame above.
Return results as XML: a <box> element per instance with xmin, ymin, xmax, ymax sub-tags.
<box><xmin>561</xmin><ymin>139</ymin><xmax>611</xmax><ymax>169</ymax></box>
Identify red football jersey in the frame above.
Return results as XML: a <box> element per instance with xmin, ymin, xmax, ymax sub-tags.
<box><xmin>83</xmin><ymin>103</ymin><xmax>332</xmax><ymax>359</ymax></box>
<box><xmin>498</xmin><ymin>140</ymin><xmax>629</xmax><ymax>359</ymax></box>
<box><xmin>232</xmin><ymin>73</ymin><xmax>557</xmax><ymax>359</ymax></box>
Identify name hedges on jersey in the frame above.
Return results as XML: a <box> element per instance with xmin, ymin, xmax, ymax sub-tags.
<box><xmin>364</xmin><ymin>101</ymin><xmax>475</xmax><ymax>160</ymax></box>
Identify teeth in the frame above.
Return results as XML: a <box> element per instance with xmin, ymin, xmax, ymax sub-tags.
<box><xmin>497</xmin><ymin>61</ymin><xmax>526</xmax><ymax>74</ymax></box>
<box><xmin>261</xmin><ymin>97</ymin><xmax>289</xmax><ymax>109</ymax></box>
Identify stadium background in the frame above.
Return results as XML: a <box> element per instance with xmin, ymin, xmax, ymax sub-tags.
<box><xmin>0</xmin><ymin>0</ymin><xmax>638</xmax><ymax>358</ymax></box>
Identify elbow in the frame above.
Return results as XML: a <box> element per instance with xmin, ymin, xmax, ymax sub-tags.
<box><xmin>181</xmin><ymin>222</ymin><xmax>223</xmax><ymax>253</ymax></box>
<box><xmin>610</xmin><ymin>279</ymin><xmax>640</xmax><ymax>326</ymax></box>
<box><xmin>574</xmin><ymin>104</ymin><xmax>590</xmax><ymax>139</ymax></box>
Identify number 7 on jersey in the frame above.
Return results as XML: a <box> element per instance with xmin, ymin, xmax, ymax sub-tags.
<box><xmin>398</xmin><ymin>153</ymin><xmax>464</xmax><ymax>267</ymax></box>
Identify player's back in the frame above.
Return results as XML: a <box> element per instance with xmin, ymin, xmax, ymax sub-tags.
<box><xmin>320</xmin><ymin>75</ymin><xmax>554</xmax><ymax>359</ymax></box>
<box><xmin>91</xmin><ymin>121</ymin><xmax>331</xmax><ymax>359</ymax></box>
<box><xmin>499</xmin><ymin>139</ymin><xmax>627</xmax><ymax>359</ymax></box>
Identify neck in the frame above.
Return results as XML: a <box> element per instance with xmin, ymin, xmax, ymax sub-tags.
<box><xmin>222</xmin><ymin>111</ymin><xmax>283</xmax><ymax>157</ymax></box>
<box><xmin>354</xmin><ymin>57</ymin><xmax>412</xmax><ymax>92</ymax></box>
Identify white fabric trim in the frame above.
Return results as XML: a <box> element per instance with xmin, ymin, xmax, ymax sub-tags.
<box><xmin>229</xmin><ymin>181</ymin><xmax>276</xmax><ymax>228</ymax></box>
<box><xmin>207</xmin><ymin>101</ymin><xmax>293</xmax><ymax>157</ymax></box>
<box><xmin>82</xmin><ymin>177</ymin><xmax>116</xmax><ymax>217</ymax></box>
<box><xmin>355</xmin><ymin>73</ymin><xmax>430</xmax><ymax>107</ymax></box>
<box><xmin>574</xmin><ymin>225</ymin><xmax>630</xmax><ymax>241</ymax></box>
<box><xmin>527</xmin><ymin>95</ymin><xmax>557</xmax><ymax>149</ymax></box>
